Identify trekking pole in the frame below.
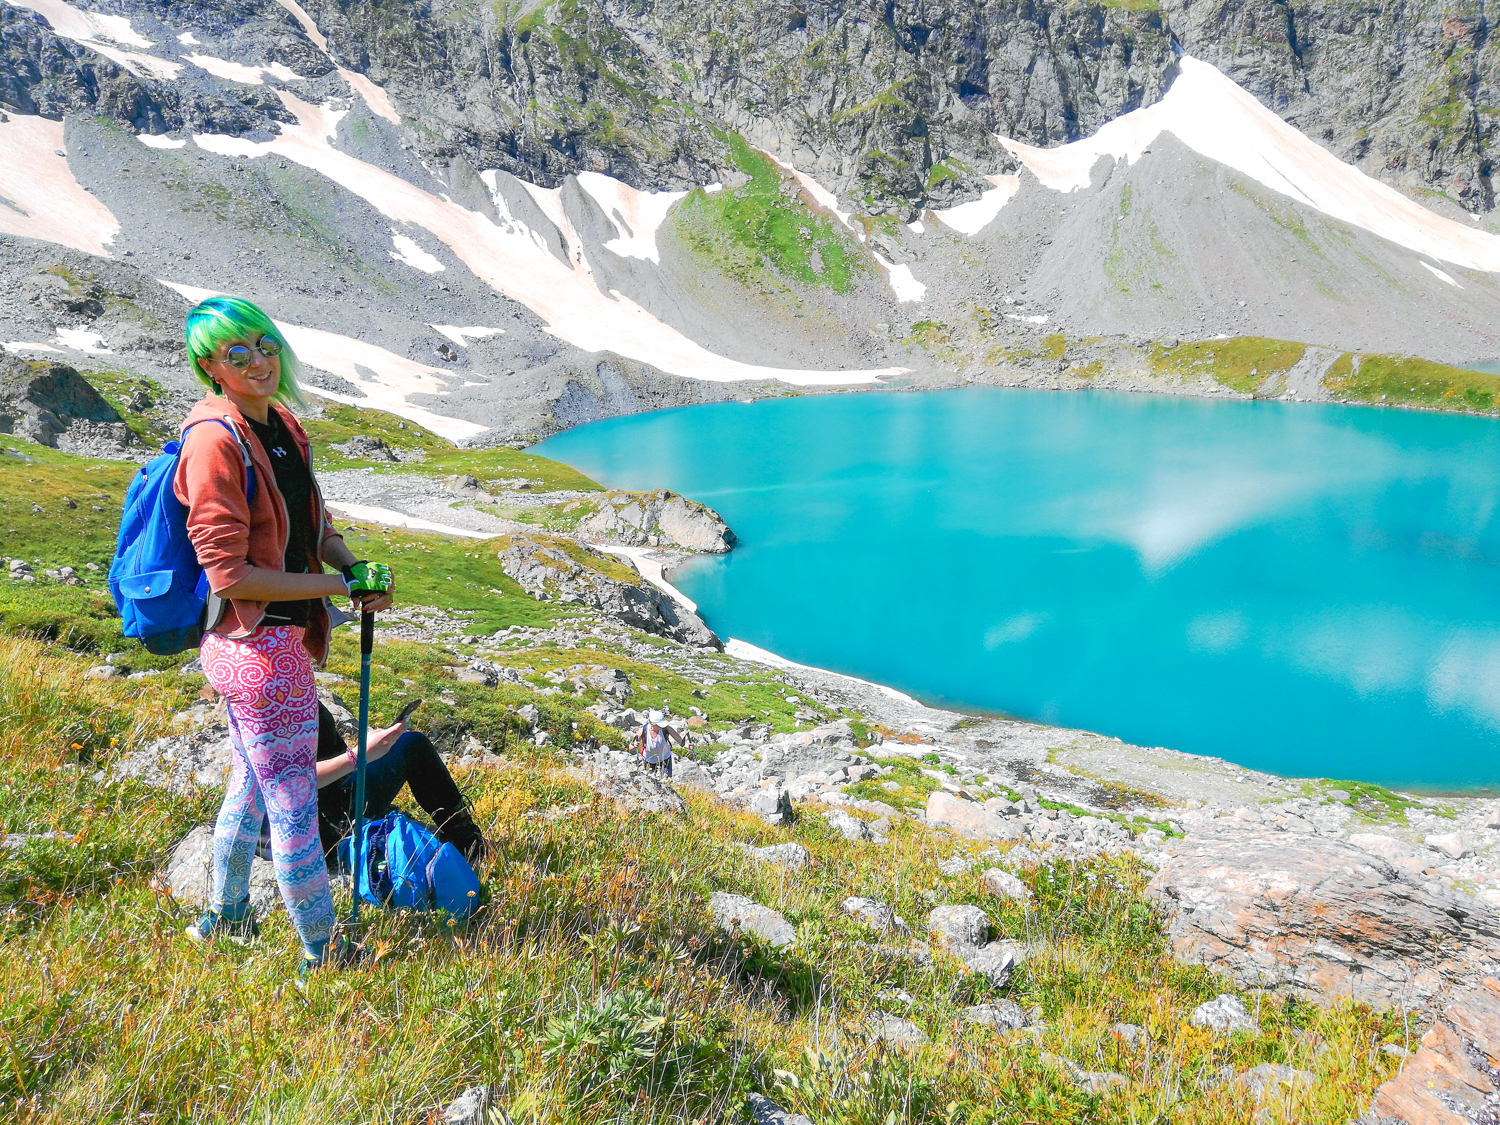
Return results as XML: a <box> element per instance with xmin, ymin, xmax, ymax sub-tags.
<box><xmin>350</xmin><ymin>608</ymin><xmax>374</xmax><ymax>924</ymax></box>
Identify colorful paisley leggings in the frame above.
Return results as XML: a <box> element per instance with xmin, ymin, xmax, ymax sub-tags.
<box><xmin>200</xmin><ymin>625</ymin><xmax>335</xmax><ymax>953</ymax></box>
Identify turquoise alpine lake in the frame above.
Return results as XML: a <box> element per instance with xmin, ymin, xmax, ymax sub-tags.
<box><xmin>534</xmin><ymin>388</ymin><xmax>1500</xmax><ymax>792</ymax></box>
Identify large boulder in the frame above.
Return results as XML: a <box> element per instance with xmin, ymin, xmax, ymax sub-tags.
<box><xmin>494</xmin><ymin>533</ymin><xmax>720</xmax><ymax>647</ymax></box>
<box><xmin>1147</xmin><ymin>822</ymin><xmax>1500</xmax><ymax>1009</ymax></box>
<box><xmin>163</xmin><ymin>825</ymin><xmax>280</xmax><ymax>914</ymax></box>
<box><xmin>928</xmin><ymin>904</ymin><xmax>990</xmax><ymax>950</ymax></box>
<box><xmin>577</xmin><ymin>489</ymin><xmax>735</xmax><ymax>553</ymax></box>
<box><xmin>104</xmin><ymin>726</ymin><xmax>234</xmax><ymax>795</ymax></box>
<box><xmin>925</xmin><ymin>791</ymin><xmax>1024</xmax><ymax>842</ymax></box>
<box><xmin>0</xmin><ymin>355</ymin><xmax>134</xmax><ymax>456</ymax></box>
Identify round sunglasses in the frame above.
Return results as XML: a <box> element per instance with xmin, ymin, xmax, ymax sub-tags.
<box><xmin>218</xmin><ymin>335</ymin><xmax>283</xmax><ymax>369</ymax></box>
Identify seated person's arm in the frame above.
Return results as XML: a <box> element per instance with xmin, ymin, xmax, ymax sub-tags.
<box><xmin>315</xmin><ymin>716</ymin><xmax>408</xmax><ymax>787</ymax></box>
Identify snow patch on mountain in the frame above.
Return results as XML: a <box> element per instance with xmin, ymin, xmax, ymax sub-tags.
<box><xmin>997</xmin><ymin>54</ymin><xmax>1500</xmax><ymax>273</ymax></box>
<box><xmin>190</xmin><ymin>91</ymin><xmax>898</xmax><ymax>387</ymax></box>
<box><xmin>0</xmin><ymin>114</ymin><xmax>119</xmax><ymax>256</ymax></box>
<box><xmin>576</xmin><ymin>172</ymin><xmax>685</xmax><ymax>264</ymax></box>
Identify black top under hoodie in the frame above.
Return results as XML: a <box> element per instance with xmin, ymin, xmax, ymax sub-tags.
<box><xmin>245</xmin><ymin>409</ymin><xmax>317</xmax><ymax>627</ymax></box>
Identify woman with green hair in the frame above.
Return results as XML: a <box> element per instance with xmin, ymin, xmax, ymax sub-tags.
<box><xmin>172</xmin><ymin>295</ymin><xmax>394</xmax><ymax>976</ymax></box>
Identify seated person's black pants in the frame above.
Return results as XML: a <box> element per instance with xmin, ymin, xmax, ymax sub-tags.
<box><xmin>257</xmin><ymin>703</ymin><xmax>484</xmax><ymax>865</ymax></box>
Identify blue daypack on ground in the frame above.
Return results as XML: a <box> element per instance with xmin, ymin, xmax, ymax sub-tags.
<box><xmin>108</xmin><ymin>419</ymin><xmax>255</xmax><ymax>655</ymax></box>
<box><xmin>337</xmin><ymin>811</ymin><xmax>482</xmax><ymax>920</ymax></box>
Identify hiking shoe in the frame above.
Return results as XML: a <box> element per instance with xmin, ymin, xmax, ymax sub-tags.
<box><xmin>295</xmin><ymin>935</ymin><xmax>368</xmax><ymax>986</ymax></box>
<box><xmin>184</xmin><ymin>907</ymin><xmax>259</xmax><ymax>945</ymax></box>
<box><xmin>434</xmin><ymin>806</ymin><xmax>489</xmax><ymax>866</ymax></box>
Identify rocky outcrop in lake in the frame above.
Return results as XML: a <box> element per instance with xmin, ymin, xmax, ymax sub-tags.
<box><xmin>575</xmin><ymin>489</ymin><xmax>734</xmax><ymax>553</ymax></box>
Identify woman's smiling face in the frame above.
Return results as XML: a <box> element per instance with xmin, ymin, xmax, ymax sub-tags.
<box><xmin>198</xmin><ymin>334</ymin><xmax>282</xmax><ymax>402</ymax></box>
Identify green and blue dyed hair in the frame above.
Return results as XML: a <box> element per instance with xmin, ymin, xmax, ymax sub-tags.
<box><xmin>184</xmin><ymin>295</ymin><xmax>304</xmax><ymax>408</ymax></box>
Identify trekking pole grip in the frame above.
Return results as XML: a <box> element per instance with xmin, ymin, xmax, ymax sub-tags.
<box><xmin>361</xmin><ymin>608</ymin><xmax>374</xmax><ymax>655</ymax></box>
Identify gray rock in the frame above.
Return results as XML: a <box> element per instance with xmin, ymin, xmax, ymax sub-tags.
<box><xmin>84</xmin><ymin>665</ymin><xmax>120</xmax><ymax>680</ymax></box>
<box><xmin>1425</xmin><ymin>831</ymin><xmax>1476</xmax><ymax>859</ymax></box>
<box><xmin>0</xmin><ymin>354</ymin><xmax>133</xmax><ymax>455</ymax></box>
<box><xmin>1042</xmin><ymin>1053</ymin><xmax>1128</xmax><ymax>1094</ymax></box>
<box><xmin>963</xmin><ymin>1000</ymin><xmax>1029</xmax><ymax>1030</ymax></box>
<box><xmin>824</xmin><ymin>809</ymin><xmax>884</xmax><ymax>843</ymax></box>
<box><xmin>747</xmin><ymin>787</ymin><xmax>794</xmax><ymax>827</ymax></box>
<box><xmin>441</xmin><ymin>1085</ymin><xmax>490</xmax><ymax>1125</ymax></box>
<box><xmin>670</xmin><ymin>757</ymin><xmax>714</xmax><ymax>791</ymax></box>
<box><xmin>742</xmin><ymin>842</ymin><xmax>811</xmax><ymax>869</ymax></box>
<box><xmin>577</xmin><ymin>489</ymin><xmax>735</xmax><ymax>553</ymax></box>
<box><xmin>455</xmin><ymin>665</ymin><xmax>499</xmax><ymax>687</ymax></box>
<box><xmin>927</xmin><ymin>904</ymin><xmax>990</xmax><ymax>951</ymax></box>
<box><xmin>495</xmin><ymin>533</ymin><xmax>719</xmax><ymax>647</ymax></box>
<box><xmin>1190</xmin><ymin>994</ymin><xmax>1259</xmax><ymax>1035</ymax></box>
<box><xmin>869</xmin><ymin>1015</ymin><xmax>927</xmax><ymax>1050</ymax></box>
<box><xmin>926</xmin><ymin>791</ymin><xmax>1024</xmax><ymax>842</ymax></box>
<box><xmin>590</xmin><ymin>770</ymin><xmax>687</xmax><ymax>815</ymax></box>
<box><xmin>105</xmin><ymin>727</ymin><xmax>234</xmax><ymax>795</ymax></box>
<box><xmin>961</xmin><ymin>942</ymin><xmax>1020</xmax><ymax>987</ymax></box>
<box><xmin>709</xmin><ymin>892</ymin><xmax>796</xmax><ymax>948</ymax></box>
<box><xmin>979</xmin><ymin>867</ymin><xmax>1034</xmax><ymax>904</ymax></box>
<box><xmin>164</xmin><ymin>825</ymin><xmax>280</xmax><ymax>915</ymax></box>
<box><xmin>1148</xmin><ymin>823</ymin><xmax>1500</xmax><ymax>1009</ymax></box>
<box><xmin>332</xmin><ymin>434</ymin><xmax>403</xmax><ymax>462</ymax></box>
<box><xmin>1111</xmin><ymin>1022</ymin><xmax>1146</xmax><ymax>1049</ymax></box>
<box><xmin>745</xmin><ymin>1092</ymin><xmax>815</xmax><ymax>1125</ymax></box>
<box><xmin>1233</xmin><ymin>1063</ymin><xmax>1313</xmax><ymax>1101</ymax></box>
<box><xmin>843</xmin><ymin>896</ymin><xmax>910</xmax><ymax>936</ymax></box>
<box><xmin>1</xmin><ymin>830</ymin><xmax>71</xmax><ymax>850</ymax></box>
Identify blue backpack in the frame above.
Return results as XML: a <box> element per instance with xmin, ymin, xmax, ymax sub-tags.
<box><xmin>108</xmin><ymin>419</ymin><xmax>256</xmax><ymax>655</ymax></box>
<box><xmin>337</xmin><ymin>811</ymin><xmax>482</xmax><ymax>919</ymax></box>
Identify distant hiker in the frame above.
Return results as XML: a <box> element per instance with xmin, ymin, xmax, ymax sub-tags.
<box><xmin>253</xmin><ymin>702</ymin><xmax>487</xmax><ymax>867</ymax></box>
<box><xmin>175</xmin><ymin>296</ymin><xmax>395</xmax><ymax>976</ymax></box>
<box><xmin>639</xmin><ymin>709</ymin><xmax>686</xmax><ymax>776</ymax></box>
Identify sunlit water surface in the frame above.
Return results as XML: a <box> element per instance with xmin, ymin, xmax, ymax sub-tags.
<box><xmin>535</xmin><ymin>388</ymin><xmax>1500</xmax><ymax>791</ymax></box>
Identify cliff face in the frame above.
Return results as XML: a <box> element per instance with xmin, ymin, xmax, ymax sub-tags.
<box><xmin>1170</xmin><ymin>0</ymin><xmax>1500</xmax><ymax>214</ymax></box>
<box><xmin>282</xmin><ymin>0</ymin><xmax>1500</xmax><ymax>216</ymax></box>
<box><xmin>0</xmin><ymin>0</ymin><xmax>1493</xmax><ymax>215</ymax></box>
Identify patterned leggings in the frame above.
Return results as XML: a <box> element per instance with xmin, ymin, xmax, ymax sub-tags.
<box><xmin>201</xmin><ymin>625</ymin><xmax>335</xmax><ymax>952</ymax></box>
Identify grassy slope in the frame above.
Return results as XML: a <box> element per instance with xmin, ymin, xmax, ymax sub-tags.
<box><xmin>0</xmin><ymin>402</ymin><xmax>1410</xmax><ymax>1124</ymax></box>
<box><xmin>0</xmin><ymin>632</ymin><xmax>1405</xmax><ymax>1124</ymax></box>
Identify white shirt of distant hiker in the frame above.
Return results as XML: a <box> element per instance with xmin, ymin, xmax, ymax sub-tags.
<box><xmin>641</xmin><ymin>712</ymin><xmax>673</xmax><ymax>763</ymax></box>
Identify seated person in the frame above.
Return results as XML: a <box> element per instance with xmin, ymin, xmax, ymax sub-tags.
<box><xmin>257</xmin><ymin>702</ymin><xmax>486</xmax><ymax>867</ymax></box>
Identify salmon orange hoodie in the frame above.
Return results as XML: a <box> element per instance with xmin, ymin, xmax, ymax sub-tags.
<box><xmin>172</xmin><ymin>395</ymin><xmax>344</xmax><ymax>664</ymax></box>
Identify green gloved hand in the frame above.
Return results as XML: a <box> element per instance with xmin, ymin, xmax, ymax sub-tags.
<box><xmin>341</xmin><ymin>560</ymin><xmax>393</xmax><ymax>599</ymax></box>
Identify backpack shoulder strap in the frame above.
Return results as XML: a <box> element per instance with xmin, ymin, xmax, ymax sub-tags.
<box><xmin>182</xmin><ymin>416</ymin><xmax>257</xmax><ymax>504</ymax></box>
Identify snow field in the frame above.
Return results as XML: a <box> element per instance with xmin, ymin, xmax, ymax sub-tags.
<box><xmin>996</xmin><ymin>55</ymin><xmax>1500</xmax><ymax>273</ymax></box>
<box><xmin>155</xmin><ymin>279</ymin><xmax>485</xmax><ymax>441</ymax></box>
<box><xmin>192</xmin><ymin>92</ymin><xmax>897</xmax><ymax>387</ymax></box>
<box><xmin>7</xmin><ymin>0</ymin><xmax>181</xmax><ymax>79</ymax></box>
<box><xmin>575</xmin><ymin>172</ymin><xmax>686</xmax><ymax>264</ymax></box>
<box><xmin>931</xmin><ymin>175</ymin><xmax>1021</xmax><ymax>236</ymax></box>
<box><xmin>390</xmin><ymin>232</ymin><xmax>445</xmax><ymax>273</ymax></box>
<box><xmin>0</xmin><ymin>114</ymin><xmax>119</xmax><ymax>256</ymax></box>
<box><xmin>185</xmin><ymin>54</ymin><xmax>303</xmax><ymax>85</ymax></box>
